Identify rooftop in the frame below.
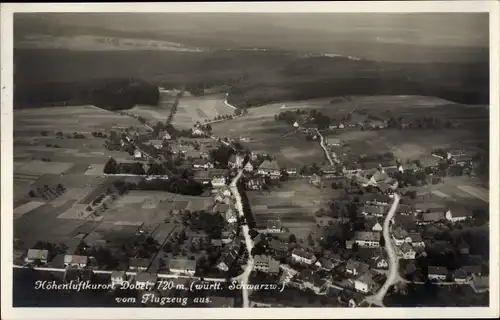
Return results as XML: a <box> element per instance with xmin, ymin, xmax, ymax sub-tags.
<box><xmin>169</xmin><ymin>258</ymin><xmax>196</xmax><ymax>271</ymax></box>
<box><xmin>354</xmin><ymin>231</ymin><xmax>381</xmax><ymax>242</ymax></box>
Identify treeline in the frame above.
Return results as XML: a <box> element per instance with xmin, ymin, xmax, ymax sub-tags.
<box><xmin>14</xmin><ymin>78</ymin><xmax>159</xmax><ymax>110</ymax></box>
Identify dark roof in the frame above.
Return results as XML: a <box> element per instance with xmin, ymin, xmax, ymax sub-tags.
<box><xmin>346</xmin><ymin>259</ymin><xmax>370</xmax><ymax>274</ymax></box>
<box><xmin>292</xmin><ymin>248</ymin><xmax>315</xmax><ymax>260</ymax></box>
<box><xmin>259</xmin><ymin>160</ymin><xmax>280</xmax><ymax>171</ymax></box>
<box><xmin>129</xmin><ymin>258</ymin><xmax>150</xmax><ymax>268</ymax></box>
<box><xmin>169</xmin><ymin>258</ymin><xmax>196</xmax><ymax>271</ymax></box>
<box><xmin>422</xmin><ymin>212</ymin><xmax>445</xmax><ymax>222</ymax></box>
<box><xmin>428</xmin><ymin>266</ymin><xmax>448</xmax><ymax>276</ymax></box>
<box><xmin>354</xmin><ymin>231</ymin><xmax>381</xmax><ymax>242</ymax></box>
<box><xmin>135</xmin><ymin>272</ymin><xmax>157</xmax><ymax>283</ymax></box>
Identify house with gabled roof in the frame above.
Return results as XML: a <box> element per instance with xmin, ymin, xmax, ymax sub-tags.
<box><xmin>291</xmin><ymin>248</ymin><xmax>316</xmax><ymax>265</ymax></box>
<box><xmin>360</xmin><ymin>205</ymin><xmax>387</xmax><ymax>218</ymax></box>
<box><xmin>169</xmin><ymin>258</ymin><xmax>196</xmax><ymax>276</ymax></box>
<box><xmin>445</xmin><ymin>204</ymin><xmax>472</xmax><ymax>223</ymax></box>
<box><xmin>228</xmin><ymin>154</ymin><xmax>245</xmax><ymax>169</ymax></box>
<box><xmin>354</xmin><ymin>231</ymin><xmax>381</xmax><ymax>248</ymax></box>
<box><xmin>257</xmin><ymin>160</ymin><xmax>281</xmax><ymax>177</ymax></box>
<box><xmin>418</xmin><ymin>211</ymin><xmax>446</xmax><ymax>225</ymax></box>
<box><xmin>428</xmin><ymin>266</ymin><xmax>448</xmax><ymax>281</ymax></box>
<box><xmin>192</xmin><ymin>158</ymin><xmax>214</xmax><ymax>169</ymax></box>
<box><xmin>110</xmin><ymin>271</ymin><xmax>126</xmax><ymax>287</ymax></box>
<box><xmin>243</xmin><ymin>161</ymin><xmax>254</xmax><ymax>172</ymax></box>
<box><xmin>346</xmin><ymin>259</ymin><xmax>370</xmax><ymax>276</ymax></box>
<box><xmin>366</xmin><ymin>219</ymin><xmax>383</xmax><ymax>232</ymax></box>
<box><xmin>64</xmin><ymin>254</ymin><xmax>88</xmax><ymax>269</ymax></box>
<box><xmin>25</xmin><ymin>249</ymin><xmax>49</xmax><ymax>265</ymax></box>
<box><xmin>129</xmin><ymin>258</ymin><xmax>150</xmax><ymax>272</ymax></box>
<box><xmin>398</xmin><ymin>243</ymin><xmax>416</xmax><ymax>260</ymax></box>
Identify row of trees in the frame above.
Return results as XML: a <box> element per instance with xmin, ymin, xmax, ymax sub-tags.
<box><xmin>28</xmin><ymin>183</ymin><xmax>66</xmax><ymax>200</ymax></box>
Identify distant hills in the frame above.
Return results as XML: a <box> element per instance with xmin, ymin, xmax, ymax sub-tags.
<box><xmin>14</xmin><ymin>48</ymin><xmax>488</xmax><ymax>110</ymax></box>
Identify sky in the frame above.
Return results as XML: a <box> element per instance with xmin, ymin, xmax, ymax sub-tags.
<box><xmin>14</xmin><ymin>13</ymin><xmax>489</xmax><ymax>62</ymax></box>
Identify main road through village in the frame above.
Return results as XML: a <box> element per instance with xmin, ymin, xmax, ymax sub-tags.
<box><xmin>363</xmin><ymin>193</ymin><xmax>402</xmax><ymax>307</ymax></box>
<box><xmin>229</xmin><ymin>168</ymin><xmax>255</xmax><ymax>308</ymax></box>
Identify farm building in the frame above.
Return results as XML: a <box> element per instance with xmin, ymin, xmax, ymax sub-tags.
<box><xmin>110</xmin><ymin>271</ymin><xmax>126</xmax><ymax>287</ymax></box>
<box><xmin>168</xmin><ymin>258</ymin><xmax>196</xmax><ymax>276</ymax></box>
<box><xmin>253</xmin><ymin>255</ymin><xmax>280</xmax><ymax>274</ymax></box>
<box><xmin>346</xmin><ymin>259</ymin><xmax>370</xmax><ymax>276</ymax></box>
<box><xmin>243</xmin><ymin>161</ymin><xmax>254</xmax><ymax>172</ymax></box>
<box><xmin>228</xmin><ymin>154</ymin><xmax>245</xmax><ymax>169</ymax></box>
<box><xmin>129</xmin><ymin>258</ymin><xmax>150</xmax><ymax>271</ymax></box>
<box><xmin>445</xmin><ymin>205</ymin><xmax>472</xmax><ymax>223</ymax></box>
<box><xmin>257</xmin><ymin>160</ymin><xmax>281</xmax><ymax>177</ymax></box>
<box><xmin>25</xmin><ymin>249</ymin><xmax>49</xmax><ymax>264</ymax></box>
<box><xmin>64</xmin><ymin>254</ymin><xmax>88</xmax><ymax>269</ymax></box>
<box><xmin>291</xmin><ymin>248</ymin><xmax>316</xmax><ymax>265</ymax></box>
<box><xmin>353</xmin><ymin>231</ymin><xmax>381</xmax><ymax>248</ymax></box>
<box><xmin>210</xmin><ymin>172</ymin><xmax>227</xmax><ymax>188</ymax></box>
<box><xmin>428</xmin><ymin>266</ymin><xmax>448</xmax><ymax>281</ymax></box>
<box><xmin>192</xmin><ymin>159</ymin><xmax>214</xmax><ymax>169</ymax></box>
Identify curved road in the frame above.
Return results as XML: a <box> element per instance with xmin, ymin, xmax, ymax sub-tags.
<box><xmin>364</xmin><ymin>193</ymin><xmax>401</xmax><ymax>307</ymax></box>
<box><xmin>315</xmin><ymin>129</ymin><xmax>338</xmax><ymax>165</ymax></box>
<box><xmin>229</xmin><ymin>169</ymin><xmax>255</xmax><ymax>308</ymax></box>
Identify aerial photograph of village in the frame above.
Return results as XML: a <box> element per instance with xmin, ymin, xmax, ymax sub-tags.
<box><xmin>10</xmin><ymin>11</ymin><xmax>491</xmax><ymax>308</ymax></box>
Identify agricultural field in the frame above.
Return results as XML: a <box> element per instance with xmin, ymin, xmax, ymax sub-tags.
<box><xmin>128</xmin><ymin>89</ymin><xmax>177</xmax><ymax>123</ymax></box>
<box><xmin>211</xmin><ymin>111</ymin><xmax>326</xmax><ymax>168</ymax></box>
<box><xmin>173</xmin><ymin>94</ymin><xmax>236</xmax><ymax>129</ymax></box>
<box><xmin>247</xmin><ymin>179</ymin><xmax>343</xmax><ymax>240</ymax></box>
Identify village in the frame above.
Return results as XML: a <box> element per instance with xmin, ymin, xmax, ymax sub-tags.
<box><xmin>13</xmin><ymin>93</ymin><xmax>490</xmax><ymax>308</ymax></box>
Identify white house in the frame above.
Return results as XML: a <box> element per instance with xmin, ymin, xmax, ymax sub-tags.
<box><xmin>129</xmin><ymin>258</ymin><xmax>150</xmax><ymax>272</ymax></box>
<box><xmin>211</xmin><ymin>174</ymin><xmax>227</xmax><ymax>188</ymax></box>
<box><xmin>354</xmin><ymin>273</ymin><xmax>377</xmax><ymax>294</ymax></box>
<box><xmin>25</xmin><ymin>249</ymin><xmax>49</xmax><ymax>264</ymax></box>
<box><xmin>353</xmin><ymin>231</ymin><xmax>381</xmax><ymax>248</ymax></box>
<box><xmin>293</xmin><ymin>121</ymin><xmax>299</xmax><ymax>128</ymax></box>
<box><xmin>217</xmin><ymin>250</ymin><xmax>238</xmax><ymax>272</ymax></box>
<box><xmin>327</xmin><ymin>138</ymin><xmax>343</xmax><ymax>147</ymax></box>
<box><xmin>291</xmin><ymin>248</ymin><xmax>316</xmax><ymax>265</ymax></box>
<box><xmin>192</xmin><ymin>128</ymin><xmax>205</xmax><ymax>136</ymax></box>
<box><xmin>110</xmin><ymin>271</ymin><xmax>126</xmax><ymax>287</ymax></box>
<box><xmin>64</xmin><ymin>254</ymin><xmax>88</xmax><ymax>269</ymax></box>
<box><xmin>149</xmin><ymin>139</ymin><xmax>163</xmax><ymax>150</ymax></box>
<box><xmin>168</xmin><ymin>258</ymin><xmax>196</xmax><ymax>277</ymax></box>
<box><xmin>134</xmin><ymin>149</ymin><xmax>143</xmax><ymax>159</ymax></box>
<box><xmin>253</xmin><ymin>255</ymin><xmax>280</xmax><ymax>274</ymax></box>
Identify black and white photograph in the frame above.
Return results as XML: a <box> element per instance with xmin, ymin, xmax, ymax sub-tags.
<box><xmin>1</xmin><ymin>1</ymin><xmax>499</xmax><ymax>319</ymax></box>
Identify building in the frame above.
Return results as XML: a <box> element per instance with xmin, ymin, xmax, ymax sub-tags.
<box><xmin>217</xmin><ymin>250</ymin><xmax>239</xmax><ymax>272</ymax></box>
<box><xmin>291</xmin><ymin>248</ymin><xmax>316</xmax><ymax>265</ymax></box>
<box><xmin>25</xmin><ymin>249</ymin><xmax>49</xmax><ymax>265</ymax></box>
<box><xmin>134</xmin><ymin>149</ymin><xmax>143</xmax><ymax>159</ymax></box>
<box><xmin>192</xmin><ymin>127</ymin><xmax>205</xmax><ymax>136</ymax></box>
<box><xmin>210</xmin><ymin>173</ymin><xmax>227</xmax><ymax>188</ymax></box>
<box><xmin>419</xmin><ymin>211</ymin><xmax>446</xmax><ymax>224</ymax></box>
<box><xmin>366</xmin><ymin>219</ymin><xmax>383</xmax><ymax>232</ymax></box>
<box><xmin>353</xmin><ymin>231</ymin><xmax>381</xmax><ymax>248</ymax></box>
<box><xmin>253</xmin><ymin>255</ymin><xmax>280</xmax><ymax>274</ymax></box>
<box><xmin>193</xmin><ymin>170</ymin><xmax>212</xmax><ymax>185</ymax></box>
<box><xmin>360</xmin><ymin>205</ymin><xmax>387</xmax><ymax>218</ymax></box>
<box><xmin>110</xmin><ymin>271</ymin><xmax>126</xmax><ymax>287</ymax></box>
<box><xmin>315</xmin><ymin>257</ymin><xmax>338</xmax><ymax>271</ymax></box>
<box><xmin>267</xmin><ymin>239</ymin><xmax>289</xmax><ymax>258</ymax></box>
<box><xmin>371</xmin><ymin>255</ymin><xmax>389</xmax><ymax>269</ymax></box>
<box><xmin>346</xmin><ymin>259</ymin><xmax>370</xmax><ymax>276</ymax></box>
<box><xmin>192</xmin><ymin>159</ymin><xmax>214</xmax><ymax>169</ymax></box>
<box><xmin>135</xmin><ymin>272</ymin><xmax>157</xmax><ymax>288</ymax></box>
<box><xmin>245</xmin><ymin>177</ymin><xmax>264</xmax><ymax>190</ymax></box>
<box><xmin>149</xmin><ymin>139</ymin><xmax>163</xmax><ymax>150</ymax></box>
<box><xmin>129</xmin><ymin>258</ymin><xmax>150</xmax><ymax>272</ymax></box>
<box><xmin>243</xmin><ymin>161</ymin><xmax>254</xmax><ymax>172</ymax></box>
<box><xmin>64</xmin><ymin>254</ymin><xmax>88</xmax><ymax>269</ymax></box>
<box><xmin>309</xmin><ymin>174</ymin><xmax>323</xmax><ymax>187</ymax></box>
<box><xmin>169</xmin><ymin>258</ymin><xmax>196</xmax><ymax>276</ymax></box>
<box><xmin>428</xmin><ymin>266</ymin><xmax>448</xmax><ymax>281</ymax></box>
<box><xmin>327</xmin><ymin>138</ymin><xmax>343</xmax><ymax>147</ymax></box>
<box><xmin>462</xmin><ymin>265</ymin><xmax>483</xmax><ymax>278</ymax></box>
<box><xmin>453</xmin><ymin>268</ymin><xmax>469</xmax><ymax>283</ymax></box>
<box><xmin>228</xmin><ymin>154</ymin><xmax>245</xmax><ymax>169</ymax></box>
<box><xmin>320</xmin><ymin>165</ymin><xmax>337</xmax><ymax>176</ymax></box>
<box><xmin>399</xmin><ymin>243</ymin><xmax>416</xmax><ymax>260</ymax></box>
<box><xmin>257</xmin><ymin>160</ymin><xmax>281</xmax><ymax>177</ymax></box>
<box><xmin>398</xmin><ymin>163</ymin><xmax>419</xmax><ymax>173</ymax></box>
<box><xmin>445</xmin><ymin>205</ymin><xmax>472</xmax><ymax>223</ymax></box>
<box><xmin>343</xmin><ymin>164</ymin><xmax>362</xmax><ymax>175</ymax></box>
<box><xmin>265</xmin><ymin>219</ymin><xmax>283</xmax><ymax>233</ymax></box>
<box><xmin>354</xmin><ymin>272</ymin><xmax>378</xmax><ymax>294</ymax></box>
